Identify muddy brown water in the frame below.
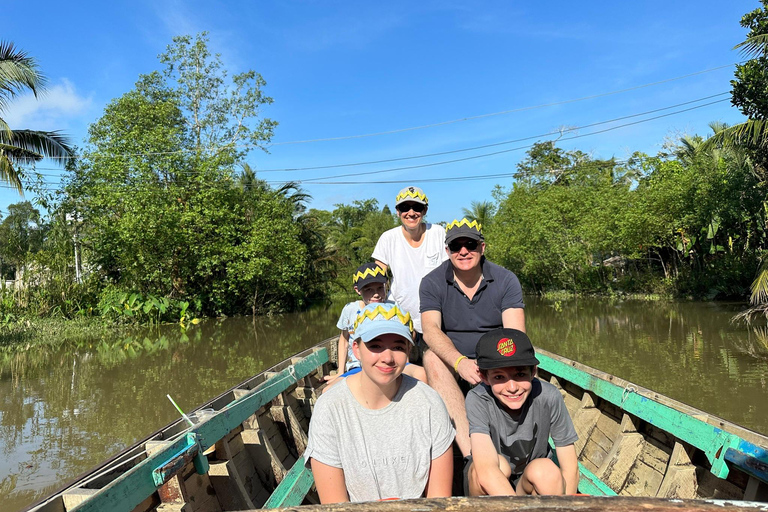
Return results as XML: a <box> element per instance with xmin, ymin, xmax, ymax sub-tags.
<box><xmin>1</xmin><ymin>298</ymin><xmax>766</xmax><ymax>512</ymax></box>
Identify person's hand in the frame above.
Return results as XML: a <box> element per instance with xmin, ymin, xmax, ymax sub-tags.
<box><xmin>456</xmin><ymin>357</ymin><xmax>482</xmax><ymax>385</ymax></box>
<box><xmin>323</xmin><ymin>374</ymin><xmax>339</xmax><ymax>384</ymax></box>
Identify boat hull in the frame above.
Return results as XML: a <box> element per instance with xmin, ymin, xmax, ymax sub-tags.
<box><xmin>22</xmin><ymin>339</ymin><xmax>768</xmax><ymax>511</ymax></box>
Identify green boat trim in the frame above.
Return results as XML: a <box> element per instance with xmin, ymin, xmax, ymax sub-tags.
<box><xmin>24</xmin><ymin>339</ymin><xmax>768</xmax><ymax>512</ymax></box>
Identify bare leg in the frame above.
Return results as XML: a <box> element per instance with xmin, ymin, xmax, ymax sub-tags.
<box><xmin>468</xmin><ymin>455</ymin><xmax>513</xmax><ymax>496</ymax></box>
<box><xmin>423</xmin><ymin>349</ymin><xmax>471</xmax><ymax>457</ymax></box>
<box><xmin>516</xmin><ymin>458</ymin><xmax>565</xmax><ymax>496</ymax></box>
<box><xmin>403</xmin><ymin>364</ymin><xmax>428</xmax><ymax>383</ymax></box>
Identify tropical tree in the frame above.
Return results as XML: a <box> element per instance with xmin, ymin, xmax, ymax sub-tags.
<box><xmin>702</xmin><ymin>2</ymin><xmax>768</xmax><ymax>318</ymax></box>
<box><xmin>461</xmin><ymin>200</ymin><xmax>496</xmax><ymax>229</ymax></box>
<box><xmin>0</xmin><ymin>41</ymin><xmax>74</xmax><ymax>192</ymax></box>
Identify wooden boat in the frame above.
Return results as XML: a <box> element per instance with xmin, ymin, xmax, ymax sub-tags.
<box><xmin>22</xmin><ymin>338</ymin><xmax>768</xmax><ymax>512</ymax></box>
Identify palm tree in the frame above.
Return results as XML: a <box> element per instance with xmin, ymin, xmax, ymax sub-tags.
<box><xmin>702</xmin><ymin>36</ymin><xmax>768</xmax><ymax>155</ymax></box>
<box><xmin>0</xmin><ymin>41</ymin><xmax>74</xmax><ymax>193</ymax></box>
<box><xmin>461</xmin><ymin>200</ymin><xmax>496</xmax><ymax>229</ymax></box>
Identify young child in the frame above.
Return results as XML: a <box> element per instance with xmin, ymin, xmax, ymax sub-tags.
<box><xmin>465</xmin><ymin>328</ymin><xmax>579</xmax><ymax>496</ymax></box>
<box><xmin>326</xmin><ymin>262</ymin><xmax>425</xmax><ymax>388</ymax></box>
<box><xmin>305</xmin><ymin>303</ymin><xmax>455</xmax><ymax>502</ymax></box>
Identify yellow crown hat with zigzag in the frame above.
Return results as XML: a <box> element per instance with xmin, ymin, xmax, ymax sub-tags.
<box><xmin>395</xmin><ymin>186</ymin><xmax>428</xmax><ymax>206</ymax></box>
<box><xmin>352</xmin><ymin>262</ymin><xmax>388</xmax><ymax>287</ymax></box>
<box><xmin>445</xmin><ymin>218</ymin><xmax>484</xmax><ymax>244</ymax></box>
<box><xmin>353</xmin><ymin>303</ymin><xmax>414</xmax><ymax>344</ymax></box>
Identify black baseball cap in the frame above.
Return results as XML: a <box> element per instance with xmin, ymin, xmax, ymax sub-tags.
<box><xmin>476</xmin><ymin>328</ymin><xmax>539</xmax><ymax>370</ymax></box>
<box><xmin>352</xmin><ymin>262</ymin><xmax>388</xmax><ymax>289</ymax></box>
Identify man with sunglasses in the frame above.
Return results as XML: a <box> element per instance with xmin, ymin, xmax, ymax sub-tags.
<box><xmin>372</xmin><ymin>186</ymin><xmax>448</xmax><ymax>336</ymax></box>
<box><xmin>419</xmin><ymin>218</ymin><xmax>526</xmax><ymax>457</ymax></box>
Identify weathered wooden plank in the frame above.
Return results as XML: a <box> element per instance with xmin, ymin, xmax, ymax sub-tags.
<box><xmin>536</xmin><ymin>352</ymin><xmax>768</xmax><ymax>480</ymax></box>
<box><xmin>208</xmin><ymin>460</ymin><xmax>254</xmax><ymax>510</ymax></box>
<box><xmin>263</xmin><ymin>455</ymin><xmax>314</xmax><ymax>509</ymax></box>
<box><xmin>69</xmin><ymin>348</ymin><xmax>328</xmax><ymax>512</ymax></box>
<box><xmin>268</xmin><ymin>495</ymin><xmax>768</xmax><ymax>512</ymax></box>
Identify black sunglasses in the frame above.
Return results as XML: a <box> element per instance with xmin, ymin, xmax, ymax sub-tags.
<box><xmin>448</xmin><ymin>239</ymin><xmax>479</xmax><ymax>252</ymax></box>
<box><xmin>397</xmin><ymin>202</ymin><xmax>425</xmax><ymax>213</ymax></box>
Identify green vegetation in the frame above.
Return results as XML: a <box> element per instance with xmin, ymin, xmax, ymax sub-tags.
<box><xmin>5</xmin><ymin>2</ymin><xmax>768</xmax><ymax>348</ymax></box>
<box><xmin>0</xmin><ymin>41</ymin><xmax>74</xmax><ymax>192</ymax></box>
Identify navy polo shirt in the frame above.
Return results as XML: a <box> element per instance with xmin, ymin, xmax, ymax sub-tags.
<box><xmin>419</xmin><ymin>257</ymin><xmax>525</xmax><ymax>357</ymax></box>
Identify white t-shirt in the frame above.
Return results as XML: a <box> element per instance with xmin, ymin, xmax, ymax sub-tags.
<box><xmin>372</xmin><ymin>223</ymin><xmax>448</xmax><ymax>333</ymax></box>
<box><xmin>304</xmin><ymin>376</ymin><xmax>455</xmax><ymax>502</ymax></box>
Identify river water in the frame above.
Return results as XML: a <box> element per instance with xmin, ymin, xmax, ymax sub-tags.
<box><xmin>1</xmin><ymin>298</ymin><xmax>767</xmax><ymax>511</ymax></box>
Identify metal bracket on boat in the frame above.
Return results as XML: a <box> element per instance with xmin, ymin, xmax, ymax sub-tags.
<box><xmin>151</xmin><ymin>432</ymin><xmax>210</xmax><ymax>486</ymax></box>
<box><xmin>621</xmin><ymin>385</ymin><xmax>637</xmax><ymax>404</ymax></box>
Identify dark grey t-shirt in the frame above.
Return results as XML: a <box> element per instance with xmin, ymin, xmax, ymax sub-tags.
<box><xmin>419</xmin><ymin>258</ymin><xmax>525</xmax><ymax>357</ymax></box>
<box><xmin>466</xmin><ymin>379</ymin><xmax>578</xmax><ymax>480</ymax></box>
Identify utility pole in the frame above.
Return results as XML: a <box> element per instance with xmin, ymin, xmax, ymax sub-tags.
<box><xmin>66</xmin><ymin>213</ymin><xmax>82</xmax><ymax>284</ymax></box>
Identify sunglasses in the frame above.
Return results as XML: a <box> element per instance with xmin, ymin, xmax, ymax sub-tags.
<box><xmin>397</xmin><ymin>202</ymin><xmax>426</xmax><ymax>213</ymax></box>
<box><xmin>448</xmin><ymin>239</ymin><xmax>480</xmax><ymax>252</ymax></box>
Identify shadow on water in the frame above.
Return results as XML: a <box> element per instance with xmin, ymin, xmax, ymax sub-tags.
<box><xmin>0</xmin><ymin>298</ymin><xmax>767</xmax><ymax>511</ymax></box>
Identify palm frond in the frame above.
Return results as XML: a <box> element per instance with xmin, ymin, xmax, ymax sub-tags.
<box><xmin>0</xmin><ymin>142</ymin><xmax>42</xmax><ymax>163</ymax></box>
<box><xmin>750</xmin><ymin>259</ymin><xmax>768</xmax><ymax>305</ymax></box>
<box><xmin>0</xmin><ymin>129</ymin><xmax>74</xmax><ymax>160</ymax></box>
<box><xmin>701</xmin><ymin>120</ymin><xmax>768</xmax><ymax>151</ymax></box>
<box><xmin>0</xmin><ymin>153</ymin><xmax>23</xmax><ymax>193</ymax></box>
<box><xmin>0</xmin><ymin>40</ymin><xmax>45</xmax><ymax>100</ymax></box>
<box><xmin>734</xmin><ymin>34</ymin><xmax>768</xmax><ymax>57</ymax></box>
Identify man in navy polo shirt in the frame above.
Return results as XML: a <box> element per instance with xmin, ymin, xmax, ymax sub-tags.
<box><xmin>420</xmin><ymin>218</ymin><xmax>525</xmax><ymax>457</ymax></box>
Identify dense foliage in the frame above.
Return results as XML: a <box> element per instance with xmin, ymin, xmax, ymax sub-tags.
<box><xmin>6</xmin><ymin>0</ymin><xmax>768</xmax><ymax>341</ymax></box>
<box><xmin>486</xmin><ymin>136</ymin><xmax>765</xmax><ymax>298</ymax></box>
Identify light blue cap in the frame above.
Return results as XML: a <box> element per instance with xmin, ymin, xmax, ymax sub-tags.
<box><xmin>352</xmin><ymin>303</ymin><xmax>414</xmax><ymax>344</ymax></box>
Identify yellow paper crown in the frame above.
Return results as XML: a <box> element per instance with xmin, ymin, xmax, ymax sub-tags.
<box><xmin>446</xmin><ymin>218</ymin><xmax>482</xmax><ymax>232</ymax></box>
<box><xmin>352</xmin><ymin>265</ymin><xmax>387</xmax><ymax>284</ymax></box>
<box><xmin>395</xmin><ymin>189</ymin><xmax>428</xmax><ymax>204</ymax></box>
<box><xmin>353</xmin><ymin>304</ymin><xmax>414</xmax><ymax>332</ymax></box>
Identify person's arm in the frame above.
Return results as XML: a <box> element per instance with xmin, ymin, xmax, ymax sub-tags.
<box><xmin>374</xmin><ymin>259</ymin><xmax>388</xmax><ymax>273</ymax></box>
<box><xmin>421</xmin><ymin>310</ymin><xmax>481</xmax><ymax>384</ymax></box>
<box><xmin>337</xmin><ymin>331</ymin><xmax>350</xmax><ymax>368</ymax></box>
<box><xmin>470</xmin><ymin>433</ymin><xmax>515</xmax><ymax>495</ymax></box>
<box><xmin>501</xmin><ymin>308</ymin><xmax>526</xmax><ymax>332</ymax></box>
<box><xmin>310</xmin><ymin>458</ymin><xmax>349</xmax><ymax>503</ymax></box>
<box><xmin>423</xmin><ymin>445</ymin><xmax>453</xmax><ymax>497</ymax></box>
<box><xmin>555</xmin><ymin>444</ymin><xmax>579</xmax><ymax>494</ymax></box>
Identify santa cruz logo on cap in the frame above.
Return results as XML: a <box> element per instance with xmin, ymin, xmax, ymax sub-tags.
<box><xmin>497</xmin><ymin>338</ymin><xmax>517</xmax><ymax>357</ymax></box>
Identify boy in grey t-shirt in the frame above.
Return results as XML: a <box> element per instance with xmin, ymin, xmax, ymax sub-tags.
<box><xmin>304</xmin><ymin>303</ymin><xmax>455</xmax><ymax>503</ymax></box>
<box><xmin>465</xmin><ymin>328</ymin><xmax>579</xmax><ymax>496</ymax></box>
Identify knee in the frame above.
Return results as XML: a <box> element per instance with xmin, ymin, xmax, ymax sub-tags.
<box><xmin>523</xmin><ymin>458</ymin><xmax>565</xmax><ymax>495</ymax></box>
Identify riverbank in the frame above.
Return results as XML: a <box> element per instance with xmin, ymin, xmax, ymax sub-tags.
<box><xmin>0</xmin><ymin>317</ymin><xmax>133</xmax><ymax>353</ymax></box>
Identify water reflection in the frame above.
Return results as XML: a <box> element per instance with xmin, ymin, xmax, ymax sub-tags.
<box><xmin>525</xmin><ymin>297</ymin><xmax>768</xmax><ymax>435</ymax></box>
<box><xmin>0</xmin><ymin>302</ymin><xmax>341</xmax><ymax>512</ymax></box>
<box><xmin>1</xmin><ymin>299</ymin><xmax>767</xmax><ymax>512</ymax></box>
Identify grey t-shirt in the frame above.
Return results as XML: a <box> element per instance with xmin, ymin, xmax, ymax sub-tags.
<box><xmin>466</xmin><ymin>379</ymin><xmax>578</xmax><ymax>480</ymax></box>
<box><xmin>304</xmin><ymin>376</ymin><xmax>455</xmax><ymax>502</ymax></box>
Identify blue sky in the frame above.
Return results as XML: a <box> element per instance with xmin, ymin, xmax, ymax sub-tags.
<box><xmin>2</xmin><ymin>0</ymin><xmax>758</xmax><ymax>222</ymax></box>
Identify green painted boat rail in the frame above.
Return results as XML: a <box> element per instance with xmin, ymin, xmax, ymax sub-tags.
<box><xmin>263</xmin><ymin>455</ymin><xmax>315</xmax><ymax>509</ymax></box>
<box><xmin>537</xmin><ymin>352</ymin><xmax>768</xmax><ymax>483</ymax></box>
<box><xmin>70</xmin><ymin>347</ymin><xmax>328</xmax><ymax>512</ymax></box>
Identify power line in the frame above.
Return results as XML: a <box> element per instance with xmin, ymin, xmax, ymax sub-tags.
<box><xmin>29</xmin><ymin>91</ymin><xmax>731</xmax><ymax>180</ymax></box>
<box><xmin>4</xmin><ymin>97</ymin><xmax>729</xmax><ymax>192</ymax></box>
<box><xmin>291</xmin><ymin>98</ymin><xmax>729</xmax><ymax>184</ymax></box>
<box><xmin>35</xmin><ymin>62</ymin><xmax>740</xmax><ymax>162</ymax></box>
<box><xmin>264</xmin><ymin>63</ymin><xmax>739</xmax><ymax>146</ymax></box>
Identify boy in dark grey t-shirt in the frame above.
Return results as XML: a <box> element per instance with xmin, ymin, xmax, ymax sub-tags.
<box><xmin>465</xmin><ymin>328</ymin><xmax>579</xmax><ymax>496</ymax></box>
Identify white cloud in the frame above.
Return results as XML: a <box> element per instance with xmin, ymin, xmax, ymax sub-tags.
<box><xmin>4</xmin><ymin>78</ymin><xmax>92</xmax><ymax>131</ymax></box>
